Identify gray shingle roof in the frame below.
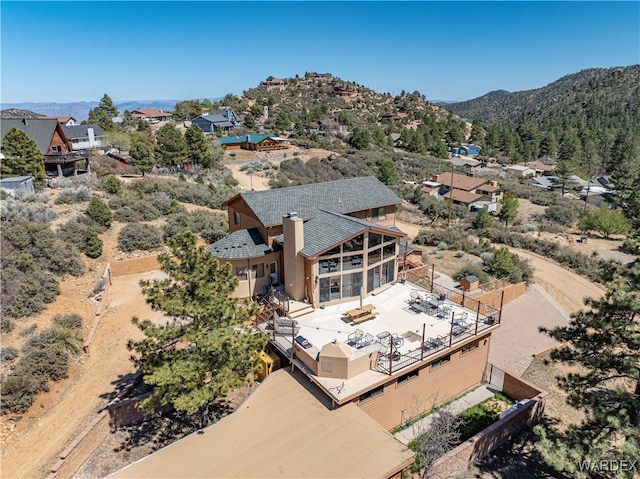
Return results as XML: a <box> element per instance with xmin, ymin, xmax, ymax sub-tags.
<box><xmin>0</xmin><ymin>118</ymin><xmax>58</xmax><ymax>154</ymax></box>
<box><xmin>235</xmin><ymin>176</ymin><xmax>401</xmax><ymax>227</ymax></box>
<box><xmin>206</xmin><ymin>228</ymin><xmax>273</xmax><ymax>260</ymax></box>
<box><xmin>62</xmin><ymin>124</ymin><xmax>106</xmax><ymax>139</ymax></box>
<box><xmin>273</xmin><ymin>210</ymin><xmax>404</xmax><ymax>258</ymax></box>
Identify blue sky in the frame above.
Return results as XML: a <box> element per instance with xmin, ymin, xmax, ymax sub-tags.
<box><xmin>1</xmin><ymin>1</ymin><xmax>638</xmax><ymax>104</ymax></box>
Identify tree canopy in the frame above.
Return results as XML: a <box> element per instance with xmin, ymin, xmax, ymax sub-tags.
<box><xmin>127</xmin><ymin>232</ymin><xmax>268</xmax><ymax>427</ymax></box>
<box><xmin>578</xmin><ymin>206</ymin><xmax>632</xmax><ymax>239</ymax></box>
<box><xmin>535</xmin><ymin>262</ymin><xmax>640</xmax><ymax>478</ymax></box>
<box><xmin>87</xmin><ymin>94</ymin><xmax>119</xmax><ymax>131</ymax></box>
<box><xmin>155</xmin><ymin>124</ymin><xmax>188</xmax><ymax>167</ymax></box>
<box><xmin>498</xmin><ymin>193</ymin><xmax>519</xmax><ymax>227</ymax></box>
<box><xmin>129</xmin><ymin>133</ymin><xmax>156</xmax><ymax>176</ymax></box>
<box><xmin>184</xmin><ymin>124</ymin><xmax>215</xmax><ymax>168</ymax></box>
<box><xmin>0</xmin><ymin>127</ymin><xmax>44</xmax><ymax>180</ymax></box>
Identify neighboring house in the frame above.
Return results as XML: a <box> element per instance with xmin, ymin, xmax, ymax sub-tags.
<box><xmin>261</xmin><ymin>76</ymin><xmax>285</xmax><ymax>91</ymax></box>
<box><xmin>390</xmin><ymin>133</ymin><xmax>402</xmax><ymax>147</ymax></box>
<box><xmin>450</xmin><ymin>157</ymin><xmax>482</xmax><ymax>168</ymax></box>
<box><xmin>334</xmin><ymin>82</ymin><xmax>356</xmax><ymax>96</ymax></box>
<box><xmin>41</xmin><ymin>115</ymin><xmax>77</xmax><ymax>126</ymax></box>
<box><xmin>208</xmin><ymin>176</ymin><xmax>405</xmax><ymax>302</ymax></box>
<box><xmin>62</xmin><ymin>124</ymin><xmax>106</xmax><ymax>152</ymax></box>
<box><xmin>517</xmin><ymin>161</ymin><xmax>555</xmax><ymax>176</ymax></box>
<box><xmin>0</xmin><ymin>118</ymin><xmax>89</xmax><ymax>177</ymax></box>
<box><xmin>130</xmin><ymin>108</ymin><xmax>172</xmax><ymax>122</ymax></box>
<box><xmin>0</xmin><ymin>175</ymin><xmax>35</xmax><ymax>195</ymax></box>
<box><xmin>312</xmin><ymin>118</ymin><xmax>349</xmax><ymax>134</ymax></box>
<box><xmin>219</xmin><ymin>134</ymin><xmax>290</xmax><ymax>151</ymax></box>
<box><xmin>108</xmin><ymin>369</ymin><xmax>414</xmax><ymax>479</ymax></box>
<box><xmin>431</xmin><ymin>172</ymin><xmax>503</xmax><ymax>209</ymax></box>
<box><xmin>530</xmin><ymin>174</ymin><xmax>586</xmax><ymax>190</ymax></box>
<box><xmin>507</xmin><ymin>165</ymin><xmax>536</xmax><ymax>178</ymax></box>
<box><xmin>381</xmin><ymin>112</ymin><xmax>399</xmax><ymax>122</ymax></box>
<box><xmin>191</xmin><ymin>109</ymin><xmax>240</xmax><ymax>133</ymax></box>
<box><xmin>459</xmin><ymin>143</ymin><xmax>482</xmax><ymax>156</ymax></box>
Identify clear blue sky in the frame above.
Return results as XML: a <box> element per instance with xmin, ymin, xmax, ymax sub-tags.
<box><xmin>1</xmin><ymin>1</ymin><xmax>639</xmax><ymax>104</ymax></box>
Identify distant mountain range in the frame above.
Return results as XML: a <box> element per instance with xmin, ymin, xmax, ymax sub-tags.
<box><xmin>0</xmin><ymin>100</ymin><xmax>187</xmax><ymax>121</ymax></box>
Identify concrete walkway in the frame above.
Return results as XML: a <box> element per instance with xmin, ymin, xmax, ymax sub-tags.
<box><xmin>394</xmin><ymin>384</ymin><xmax>496</xmax><ymax>445</ymax></box>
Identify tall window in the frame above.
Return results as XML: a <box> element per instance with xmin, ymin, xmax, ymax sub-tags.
<box><xmin>251</xmin><ymin>263</ymin><xmax>265</xmax><ymax>279</ymax></box>
<box><xmin>235</xmin><ymin>267</ymin><xmax>248</xmax><ymax>280</ymax></box>
<box><xmin>234</xmin><ymin>211</ymin><xmax>241</xmax><ymax>226</ymax></box>
<box><xmin>371</xmin><ymin>207</ymin><xmax>387</xmax><ymax>221</ymax></box>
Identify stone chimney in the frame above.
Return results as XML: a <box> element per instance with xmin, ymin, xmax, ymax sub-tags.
<box><xmin>283</xmin><ymin>212</ymin><xmax>305</xmax><ymax>301</ymax></box>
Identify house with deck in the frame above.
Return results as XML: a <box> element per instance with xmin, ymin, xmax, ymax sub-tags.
<box><xmin>62</xmin><ymin>124</ymin><xmax>106</xmax><ymax>153</ymax></box>
<box><xmin>207</xmin><ymin>176</ymin><xmax>503</xmax><ymax>431</ymax></box>
<box><xmin>130</xmin><ymin>108</ymin><xmax>172</xmax><ymax>122</ymax></box>
<box><xmin>0</xmin><ymin>118</ymin><xmax>90</xmax><ymax>177</ymax></box>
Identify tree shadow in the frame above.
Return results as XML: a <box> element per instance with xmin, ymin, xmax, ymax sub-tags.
<box><xmin>472</xmin><ymin>427</ymin><xmax>571</xmax><ymax>479</ymax></box>
<box><xmin>99</xmin><ymin>371</ymin><xmax>143</xmax><ymax>403</ymax></box>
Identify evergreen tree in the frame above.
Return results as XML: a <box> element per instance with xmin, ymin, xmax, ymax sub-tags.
<box><xmin>184</xmin><ymin>124</ymin><xmax>215</xmax><ymax>168</ymax></box>
<box><xmin>498</xmin><ymin>193</ymin><xmax>519</xmax><ymax>227</ymax></box>
<box><xmin>0</xmin><ymin>127</ymin><xmax>44</xmax><ymax>180</ymax></box>
<box><xmin>535</xmin><ymin>262</ymin><xmax>640</xmax><ymax>478</ymax></box>
<box><xmin>155</xmin><ymin>124</ymin><xmax>188</xmax><ymax>167</ymax></box>
<box><xmin>607</xmin><ymin>131</ymin><xmax>640</xmax><ymax>228</ymax></box>
<box><xmin>86</xmin><ymin>196</ymin><xmax>112</xmax><ymax>229</ymax></box>
<box><xmin>129</xmin><ymin>133</ymin><xmax>156</xmax><ymax>176</ymax></box>
<box><xmin>377</xmin><ymin>159</ymin><xmax>399</xmax><ymax>185</ymax></box>
<box><xmin>87</xmin><ymin>94</ymin><xmax>119</xmax><ymax>131</ymax></box>
<box><xmin>349</xmin><ymin>127</ymin><xmax>371</xmax><ymax>150</ymax></box>
<box><xmin>127</xmin><ymin>232</ymin><xmax>268</xmax><ymax>427</ymax></box>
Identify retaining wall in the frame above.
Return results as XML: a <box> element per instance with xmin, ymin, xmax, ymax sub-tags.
<box><xmin>426</xmin><ymin>370</ymin><xmax>547</xmax><ymax>479</ymax></box>
<box><xmin>110</xmin><ymin>255</ymin><xmax>160</xmax><ymax>277</ymax></box>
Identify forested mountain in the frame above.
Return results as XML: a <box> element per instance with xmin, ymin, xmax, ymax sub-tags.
<box><xmin>441</xmin><ymin>66</ymin><xmax>640</xmax><ymax>168</ymax></box>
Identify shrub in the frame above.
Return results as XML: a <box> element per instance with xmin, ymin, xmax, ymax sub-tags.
<box><xmin>1</xmin><ymin>316</ymin><xmax>15</xmax><ymax>333</ymax></box>
<box><xmin>118</xmin><ymin>223</ymin><xmax>163</xmax><ymax>252</ymax></box>
<box><xmin>0</xmin><ymin>198</ymin><xmax>56</xmax><ymax>224</ymax></box>
<box><xmin>86</xmin><ymin>196</ymin><xmax>112</xmax><ymax>229</ymax></box>
<box><xmin>164</xmin><ymin>210</ymin><xmax>229</xmax><ymax>244</ymax></box>
<box><xmin>53</xmin><ymin>313</ymin><xmax>83</xmax><ymax>330</ymax></box>
<box><xmin>54</xmin><ymin>185</ymin><xmax>92</xmax><ymax>204</ymax></box>
<box><xmin>436</xmin><ymin>242</ymin><xmax>449</xmax><ymax>251</ymax></box>
<box><xmin>100</xmin><ymin>174</ymin><xmax>123</xmax><ymax>194</ymax></box>
<box><xmin>1</xmin><ymin>347</ymin><xmax>19</xmax><ymax>363</ymax></box>
<box><xmin>543</xmin><ymin>200</ymin><xmax>582</xmax><ymax>226</ymax></box>
<box><xmin>454</xmin><ymin>251</ymin><xmax>465</xmax><ymax>258</ymax></box>
<box><xmin>453</xmin><ymin>264</ymin><xmax>491</xmax><ymax>285</ymax></box>
<box><xmin>84</xmin><ymin>228</ymin><xmax>103</xmax><ymax>258</ymax></box>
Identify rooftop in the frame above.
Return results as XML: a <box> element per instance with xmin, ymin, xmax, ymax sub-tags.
<box><xmin>109</xmin><ymin>369</ymin><xmax>413</xmax><ymax>478</ymax></box>
<box><xmin>261</xmin><ymin>281</ymin><xmax>499</xmax><ymax>404</ymax></box>
<box><xmin>435</xmin><ymin>172</ymin><xmax>487</xmax><ymax>192</ymax></box>
<box><xmin>228</xmin><ymin>176</ymin><xmax>402</xmax><ymax>228</ymax></box>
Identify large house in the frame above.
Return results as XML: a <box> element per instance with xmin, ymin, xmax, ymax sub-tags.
<box><xmin>207</xmin><ymin>176</ymin><xmax>502</xmax><ymax>432</ymax></box>
<box><xmin>208</xmin><ymin>176</ymin><xmax>405</xmax><ymax>302</ymax></box>
<box><xmin>0</xmin><ymin>118</ymin><xmax>89</xmax><ymax>177</ymax></box>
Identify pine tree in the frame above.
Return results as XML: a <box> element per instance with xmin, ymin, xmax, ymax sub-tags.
<box><xmin>184</xmin><ymin>124</ymin><xmax>215</xmax><ymax>168</ymax></box>
<box><xmin>86</xmin><ymin>196</ymin><xmax>112</xmax><ymax>229</ymax></box>
<box><xmin>0</xmin><ymin>127</ymin><xmax>44</xmax><ymax>180</ymax></box>
<box><xmin>155</xmin><ymin>124</ymin><xmax>188</xmax><ymax>167</ymax></box>
<box><xmin>87</xmin><ymin>94</ymin><xmax>119</xmax><ymax>131</ymax></box>
<box><xmin>129</xmin><ymin>134</ymin><xmax>156</xmax><ymax>176</ymax></box>
<box><xmin>535</xmin><ymin>262</ymin><xmax>640</xmax><ymax>478</ymax></box>
<box><xmin>498</xmin><ymin>193</ymin><xmax>519</xmax><ymax>227</ymax></box>
<box><xmin>127</xmin><ymin>232</ymin><xmax>268</xmax><ymax>427</ymax></box>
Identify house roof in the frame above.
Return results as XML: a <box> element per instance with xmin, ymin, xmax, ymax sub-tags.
<box><xmin>228</xmin><ymin>176</ymin><xmax>402</xmax><ymax>228</ymax></box>
<box><xmin>476</xmin><ymin>183</ymin><xmax>501</xmax><ymax>193</ymax></box>
<box><xmin>0</xmin><ymin>118</ymin><xmax>59</xmax><ymax>154</ymax></box>
<box><xmin>435</xmin><ymin>172</ymin><xmax>487</xmax><ymax>192</ymax></box>
<box><xmin>205</xmin><ymin>228</ymin><xmax>273</xmax><ymax>260</ymax></box>
<box><xmin>508</xmin><ymin>165</ymin><xmax>534</xmax><ymax>172</ymax></box>
<box><xmin>273</xmin><ymin>210</ymin><xmax>405</xmax><ymax>258</ymax></box>
<box><xmin>108</xmin><ymin>369</ymin><xmax>413</xmax><ymax>479</ymax></box>
<box><xmin>131</xmin><ymin>108</ymin><xmax>171</xmax><ymax>117</ymax></box>
<box><xmin>450</xmin><ymin>157</ymin><xmax>481</xmax><ymax>167</ymax></box>
<box><xmin>62</xmin><ymin>124</ymin><xmax>106</xmax><ymax>139</ymax></box>
<box><xmin>0</xmin><ymin>175</ymin><xmax>33</xmax><ymax>184</ymax></box>
<box><xmin>442</xmin><ymin>189</ymin><xmax>484</xmax><ymax>204</ymax></box>
<box><xmin>219</xmin><ymin>134</ymin><xmax>284</xmax><ymax>145</ymax></box>
<box><xmin>518</xmin><ymin>161</ymin><xmax>555</xmax><ymax>172</ymax></box>
<box><xmin>41</xmin><ymin>115</ymin><xmax>75</xmax><ymax>123</ymax></box>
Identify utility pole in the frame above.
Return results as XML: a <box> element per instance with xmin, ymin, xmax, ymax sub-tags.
<box><xmin>447</xmin><ymin>164</ymin><xmax>454</xmax><ymax>227</ymax></box>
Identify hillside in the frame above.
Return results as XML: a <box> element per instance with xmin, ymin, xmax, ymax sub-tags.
<box><xmin>445</xmin><ymin>66</ymin><xmax>640</xmax><ymax>126</ymax></box>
